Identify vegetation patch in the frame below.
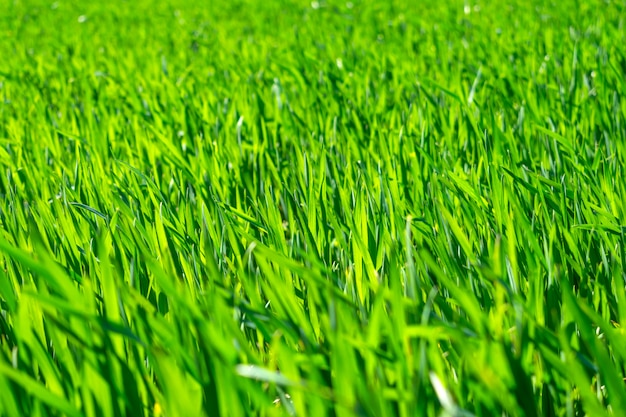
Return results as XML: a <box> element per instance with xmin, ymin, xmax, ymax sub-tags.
<box><xmin>1</xmin><ymin>0</ymin><xmax>626</xmax><ymax>415</ymax></box>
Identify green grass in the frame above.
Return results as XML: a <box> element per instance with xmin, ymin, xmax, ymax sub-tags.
<box><xmin>1</xmin><ymin>0</ymin><xmax>626</xmax><ymax>415</ymax></box>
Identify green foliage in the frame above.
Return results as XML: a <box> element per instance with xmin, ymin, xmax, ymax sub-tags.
<box><xmin>1</xmin><ymin>0</ymin><xmax>626</xmax><ymax>415</ymax></box>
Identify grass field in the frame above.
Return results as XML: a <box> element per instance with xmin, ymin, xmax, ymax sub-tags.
<box><xmin>1</xmin><ymin>0</ymin><xmax>626</xmax><ymax>415</ymax></box>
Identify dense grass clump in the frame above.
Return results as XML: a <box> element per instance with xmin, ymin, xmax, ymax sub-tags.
<box><xmin>2</xmin><ymin>0</ymin><xmax>626</xmax><ymax>415</ymax></box>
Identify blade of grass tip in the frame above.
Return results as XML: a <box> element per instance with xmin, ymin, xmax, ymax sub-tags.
<box><xmin>69</xmin><ymin>201</ymin><xmax>109</xmax><ymax>223</ymax></box>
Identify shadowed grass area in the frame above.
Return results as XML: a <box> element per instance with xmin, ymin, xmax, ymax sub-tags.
<box><xmin>1</xmin><ymin>0</ymin><xmax>626</xmax><ymax>415</ymax></box>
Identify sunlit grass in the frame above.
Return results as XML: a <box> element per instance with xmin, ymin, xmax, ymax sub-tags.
<box><xmin>1</xmin><ymin>0</ymin><xmax>626</xmax><ymax>415</ymax></box>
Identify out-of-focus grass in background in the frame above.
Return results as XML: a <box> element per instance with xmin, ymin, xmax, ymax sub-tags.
<box><xmin>1</xmin><ymin>0</ymin><xmax>626</xmax><ymax>415</ymax></box>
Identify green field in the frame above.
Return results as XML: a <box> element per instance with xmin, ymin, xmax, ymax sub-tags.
<box><xmin>1</xmin><ymin>0</ymin><xmax>626</xmax><ymax>415</ymax></box>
